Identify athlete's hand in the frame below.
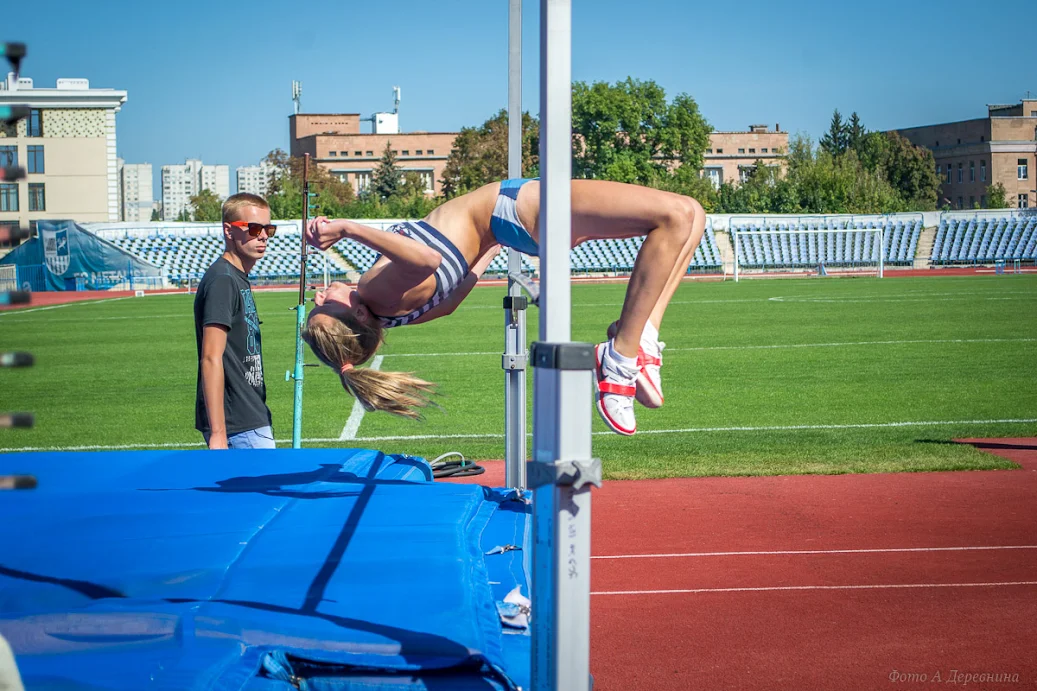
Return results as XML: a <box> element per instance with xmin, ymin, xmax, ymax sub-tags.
<box><xmin>306</xmin><ymin>216</ymin><xmax>343</xmax><ymax>251</ymax></box>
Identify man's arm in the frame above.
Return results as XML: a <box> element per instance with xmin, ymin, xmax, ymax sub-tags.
<box><xmin>200</xmin><ymin>324</ymin><xmax>230</xmax><ymax>449</ymax></box>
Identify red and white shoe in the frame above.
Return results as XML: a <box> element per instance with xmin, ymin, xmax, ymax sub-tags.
<box><xmin>607</xmin><ymin>322</ymin><xmax>665</xmax><ymax>409</ymax></box>
<box><xmin>594</xmin><ymin>342</ymin><xmax>638</xmax><ymax>436</ymax></box>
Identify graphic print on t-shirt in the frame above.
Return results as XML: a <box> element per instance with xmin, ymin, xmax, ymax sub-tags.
<box><xmin>240</xmin><ymin>288</ymin><xmax>264</xmax><ymax>388</ymax></box>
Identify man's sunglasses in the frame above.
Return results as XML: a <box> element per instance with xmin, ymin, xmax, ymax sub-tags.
<box><xmin>228</xmin><ymin>221</ymin><xmax>277</xmax><ymax>238</ymax></box>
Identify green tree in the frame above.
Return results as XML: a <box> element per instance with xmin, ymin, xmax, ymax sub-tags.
<box><xmin>875</xmin><ymin>131</ymin><xmax>941</xmax><ymax>210</ymax></box>
<box><xmin>570</xmin><ymin>78</ymin><xmax>711</xmax><ymax>184</ymax></box>
<box><xmin>150</xmin><ymin>208</ymin><xmax>160</xmax><ymax>222</ymax></box>
<box><xmin>819</xmin><ymin>109</ymin><xmax>848</xmax><ymax>157</ymax></box>
<box><xmin>846</xmin><ymin>112</ymin><xmax>866</xmax><ymax>152</ymax></box>
<box><xmin>262</xmin><ymin>148</ymin><xmax>355</xmax><ymax>219</ymax></box>
<box><xmin>176</xmin><ymin>208</ymin><xmax>192</xmax><ymax>222</ymax></box>
<box><xmin>440</xmin><ymin>109</ymin><xmax>539</xmax><ymax>198</ymax></box>
<box><xmin>371</xmin><ymin>142</ymin><xmax>402</xmax><ymax>200</ymax></box>
<box><xmin>986</xmin><ymin>182</ymin><xmax>1010</xmax><ymax>208</ymax></box>
<box><xmin>188</xmin><ymin>189</ymin><xmax>223</xmax><ymax>222</ymax></box>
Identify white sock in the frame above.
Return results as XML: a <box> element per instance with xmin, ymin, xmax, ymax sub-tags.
<box><xmin>607</xmin><ymin>340</ymin><xmax>638</xmax><ymax>374</ymax></box>
<box><xmin>643</xmin><ymin>320</ymin><xmax>659</xmax><ymax>344</ymax></box>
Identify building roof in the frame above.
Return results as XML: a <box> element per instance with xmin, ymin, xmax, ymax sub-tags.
<box><xmin>0</xmin><ymin>73</ymin><xmax>127</xmax><ymax>110</ymax></box>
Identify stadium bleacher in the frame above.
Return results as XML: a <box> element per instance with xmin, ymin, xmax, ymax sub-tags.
<box><xmin>930</xmin><ymin>215</ymin><xmax>1037</xmax><ymax>265</ymax></box>
<box><xmin>567</xmin><ymin>222</ymin><xmax>723</xmax><ymax>274</ymax></box>
<box><xmin>730</xmin><ymin>217</ymin><xmax>921</xmax><ymax>268</ymax></box>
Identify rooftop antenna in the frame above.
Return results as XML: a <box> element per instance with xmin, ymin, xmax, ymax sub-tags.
<box><xmin>393</xmin><ymin>86</ymin><xmax>401</xmax><ymax>114</ymax></box>
<box><xmin>292</xmin><ymin>80</ymin><xmax>302</xmax><ymax>115</ymax></box>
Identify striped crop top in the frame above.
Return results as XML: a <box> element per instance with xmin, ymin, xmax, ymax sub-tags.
<box><xmin>370</xmin><ymin>220</ymin><xmax>471</xmax><ymax>328</ymax></box>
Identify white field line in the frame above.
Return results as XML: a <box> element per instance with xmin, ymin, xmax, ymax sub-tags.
<box><xmin>590</xmin><ymin>581</ymin><xmax>1037</xmax><ymax>596</ymax></box>
<box><xmin>382</xmin><ymin>337</ymin><xmax>1037</xmax><ymax>358</ymax></box>
<box><xmin>339</xmin><ymin>355</ymin><xmax>383</xmax><ymax>440</ymax></box>
<box><xmin>0</xmin><ymin>296</ymin><xmax>133</xmax><ymax>316</ymax></box>
<box><xmin>592</xmin><ymin>545</ymin><xmax>1037</xmax><ymax>560</ymax></box>
<box><xmin>4</xmin><ymin>417</ymin><xmax>1033</xmax><ymax>453</ymax></box>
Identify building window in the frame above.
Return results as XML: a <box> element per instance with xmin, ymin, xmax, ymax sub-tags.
<box><xmin>936</xmin><ymin>165</ymin><xmax>942</xmax><ymax>179</ymax></box>
<box><xmin>705</xmin><ymin>148</ymin><xmax>713</xmax><ymax>154</ymax></box>
<box><xmin>739</xmin><ymin>166</ymin><xmax>754</xmax><ymax>183</ymax></box>
<box><xmin>957</xmin><ymin>163</ymin><xmax>962</xmax><ymax>183</ymax></box>
<box><xmin>935</xmin><ymin>140</ymin><xmax>939</xmax><ymax>147</ymax></box>
<box><xmin>419</xmin><ymin>171</ymin><xmax>434</xmax><ymax>191</ymax></box>
<box><xmin>28</xmin><ymin>183</ymin><xmax>45</xmax><ymax>211</ymax></box>
<box><xmin>1019</xmin><ymin>193</ymin><xmax>1030</xmax><ymax>209</ymax></box>
<box><xmin>329</xmin><ymin>151</ymin><xmax>337</xmax><ymax>157</ymax></box>
<box><xmin>969</xmin><ymin>161</ymin><xmax>975</xmax><ymax>182</ymax></box>
<box><xmin>980</xmin><ymin>136</ymin><xmax>984</xmax><ymax>143</ymax></box>
<box><xmin>748</xmin><ymin>148</ymin><xmax>755</xmax><ymax>154</ymax></box>
<box><xmin>392</xmin><ymin>150</ymin><xmax>398</xmax><ymax>155</ymax></box>
<box><xmin>705</xmin><ymin>167</ymin><xmax>722</xmax><ymax>190</ymax></box>
<box><xmin>402</xmin><ymin>150</ymin><xmax>409</xmax><ymax>156</ymax></box>
<box><xmin>716</xmin><ymin>148</ymin><xmax>723</xmax><ymax>154</ymax></box>
<box><xmin>416</xmin><ymin>150</ymin><xmax>423</xmax><ymax>155</ymax></box>
<box><xmin>354</xmin><ymin>171</ymin><xmax>372</xmax><ymax>192</ymax></box>
<box><xmin>957</xmin><ymin>196</ymin><xmax>963</xmax><ymax>209</ymax></box>
<box><xmin>1018</xmin><ymin>159</ymin><xmax>1028</xmax><ymax>180</ymax></box>
<box><xmin>354</xmin><ymin>151</ymin><xmax>362</xmax><ymax>156</ymax></box>
<box><xmin>365</xmin><ymin>151</ymin><xmax>373</xmax><ymax>157</ymax></box>
<box><xmin>738</xmin><ymin>148</ymin><xmax>745</xmax><ymax>154</ymax></box>
<box><xmin>761</xmin><ymin>148</ymin><xmax>768</xmax><ymax>153</ymax></box>
<box><xmin>945</xmin><ymin>166</ymin><xmax>952</xmax><ymax>183</ymax></box>
<box><xmin>970</xmin><ymin>195</ymin><xmax>975</xmax><ymax>208</ymax></box>
<box><xmin>27</xmin><ymin>145</ymin><xmax>43</xmax><ymax>174</ymax></box>
<box><xmin>981</xmin><ymin>195</ymin><xmax>986</xmax><ymax>208</ymax></box>
<box><xmin>427</xmin><ymin>149</ymin><xmax>435</xmax><ymax>155</ymax></box>
<box><xmin>980</xmin><ymin>160</ymin><xmax>986</xmax><ymax>182</ymax></box>
<box><xmin>0</xmin><ymin>145</ymin><xmax>16</xmax><ymax>168</ymax></box>
<box><xmin>27</xmin><ymin>109</ymin><xmax>42</xmax><ymax>137</ymax></box>
<box><xmin>0</xmin><ymin>183</ymin><xmax>17</xmax><ymax>211</ymax></box>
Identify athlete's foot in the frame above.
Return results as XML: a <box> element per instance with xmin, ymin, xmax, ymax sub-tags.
<box><xmin>594</xmin><ymin>341</ymin><xmax>638</xmax><ymax>436</ymax></box>
<box><xmin>607</xmin><ymin>321</ymin><xmax>665</xmax><ymax>409</ymax></box>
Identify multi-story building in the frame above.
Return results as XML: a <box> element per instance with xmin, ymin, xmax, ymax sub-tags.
<box><xmin>118</xmin><ymin>159</ymin><xmax>153</xmax><ymax>222</ymax></box>
<box><xmin>289</xmin><ymin>113</ymin><xmax>456</xmax><ymax>196</ymax></box>
<box><xmin>236</xmin><ymin>161</ymin><xmax>279</xmax><ymax>198</ymax></box>
<box><xmin>0</xmin><ymin>73</ymin><xmax>127</xmax><ymax>232</ymax></box>
<box><xmin>894</xmin><ymin>99</ymin><xmax>1037</xmax><ymax>210</ymax></box>
<box><xmin>161</xmin><ymin>159</ymin><xmax>230</xmax><ymax>221</ymax></box>
<box><xmin>701</xmin><ymin>124</ymin><xmax>788</xmax><ymax>189</ymax></box>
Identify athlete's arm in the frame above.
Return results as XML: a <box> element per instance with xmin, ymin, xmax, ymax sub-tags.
<box><xmin>306</xmin><ymin>217</ymin><xmax>441</xmax><ymax>279</ymax></box>
<box><xmin>409</xmin><ymin>245</ymin><xmax>500</xmax><ymax>325</ymax></box>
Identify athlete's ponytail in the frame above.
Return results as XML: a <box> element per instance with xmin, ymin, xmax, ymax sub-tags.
<box><xmin>302</xmin><ymin>313</ymin><xmax>437</xmax><ymax>419</ymax></box>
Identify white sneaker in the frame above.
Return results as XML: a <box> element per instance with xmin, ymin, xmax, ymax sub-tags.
<box><xmin>594</xmin><ymin>342</ymin><xmax>638</xmax><ymax>436</ymax></box>
<box><xmin>607</xmin><ymin>321</ymin><xmax>665</xmax><ymax>409</ymax></box>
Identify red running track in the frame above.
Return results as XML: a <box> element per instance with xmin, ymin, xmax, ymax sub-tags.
<box><xmin>444</xmin><ymin>439</ymin><xmax>1037</xmax><ymax>690</ymax></box>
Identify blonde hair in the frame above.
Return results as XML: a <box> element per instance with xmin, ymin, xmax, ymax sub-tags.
<box><xmin>302</xmin><ymin>312</ymin><xmax>438</xmax><ymax>419</ymax></box>
<box><xmin>222</xmin><ymin>193</ymin><xmax>270</xmax><ymax>223</ymax></box>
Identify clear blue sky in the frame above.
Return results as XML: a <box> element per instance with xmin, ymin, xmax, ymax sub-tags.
<box><xmin>8</xmin><ymin>0</ymin><xmax>1037</xmax><ymax>197</ymax></box>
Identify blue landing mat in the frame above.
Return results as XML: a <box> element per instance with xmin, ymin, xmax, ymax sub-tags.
<box><xmin>0</xmin><ymin>448</ymin><xmax>532</xmax><ymax>690</ymax></box>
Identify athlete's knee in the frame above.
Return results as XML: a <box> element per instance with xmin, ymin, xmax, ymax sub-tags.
<box><xmin>658</xmin><ymin>196</ymin><xmax>695</xmax><ymax>245</ymax></box>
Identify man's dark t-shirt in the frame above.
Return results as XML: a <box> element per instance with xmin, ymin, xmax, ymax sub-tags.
<box><xmin>194</xmin><ymin>257</ymin><xmax>272</xmax><ymax>435</ymax></box>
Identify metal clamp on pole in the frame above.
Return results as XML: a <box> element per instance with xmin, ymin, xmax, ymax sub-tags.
<box><xmin>527</xmin><ymin>457</ymin><xmax>602</xmax><ymax>490</ymax></box>
<box><xmin>0</xmin><ymin>106</ymin><xmax>30</xmax><ymax>126</ymax></box>
<box><xmin>2</xmin><ymin>167</ymin><xmax>26</xmax><ymax>182</ymax></box>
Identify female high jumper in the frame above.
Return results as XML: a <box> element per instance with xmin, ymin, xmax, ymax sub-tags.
<box><xmin>302</xmin><ymin>178</ymin><xmax>705</xmax><ymax>436</ymax></box>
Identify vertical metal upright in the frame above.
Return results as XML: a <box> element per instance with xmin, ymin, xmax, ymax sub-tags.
<box><xmin>290</xmin><ymin>153</ymin><xmax>310</xmax><ymax>449</ymax></box>
<box><xmin>529</xmin><ymin>1</ymin><xmax>597</xmax><ymax>690</ymax></box>
<box><xmin>503</xmin><ymin>0</ymin><xmax>528</xmax><ymax>489</ymax></box>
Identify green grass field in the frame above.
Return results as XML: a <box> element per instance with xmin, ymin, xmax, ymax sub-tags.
<box><xmin>1</xmin><ymin>273</ymin><xmax>1035</xmax><ymax>479</ymax></box>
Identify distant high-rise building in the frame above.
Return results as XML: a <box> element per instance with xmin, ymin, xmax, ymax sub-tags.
<box><xmin>160</xmin><ymin>158</ymin><xmax>230</xmax><ymax>221</ymax></box>
<box><xmin>118</xmin><ymin>160</ymin><xmax>153</xmax><ymax>222</ymax></box>
<box><xmin>236</xmin><ymin>161</ymin><xmax>279</xmax><ymax>198</ymax></box>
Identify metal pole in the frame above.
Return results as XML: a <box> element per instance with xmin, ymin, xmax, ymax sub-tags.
<box><xmin>733</xmin><ymin>229</ymin><xmax>739</xmax><ymax>282</ymax></box>
<box><xmin>504</xmin><ymin>0</ymin><xmax>527</xmax><ymax>489</ymax></box>
<box><xmin>530</xmin><ymin>2</ymin><xmax>595</xmax><ymax>690</ymax></box>
<box><xmin>290</xmin><ymin>154</ymin><xmax>310</xmax><ymax>449</ymax></box>
<box><xmin>878</xmin><ymin>226</ymin><xmax>885</xmax><ymax>278</ymax></box>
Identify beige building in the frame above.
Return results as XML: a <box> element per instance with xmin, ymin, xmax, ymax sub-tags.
<box><xmin>895</xmin><ymin>100</ymin><xmax>1037</xmax><ymax>210</ymax></box>
<box><xmin>289</xmin><ymin>114</ymin><xmax>456</xmax><ymax>196</ymax></box>
<box><xmin>0</xmin><ymin>73</ymin><xmax>127</xmax><ymax>232</ymax></box>
<box><xmin>701</xmin><ymin>124</ymin><xmax>788</xmax><ymax>188</ymax></box>
<box><xmin>118</xmin><ymin>160</ymin><xmax>153</xmax><ymax>222</ymax></box>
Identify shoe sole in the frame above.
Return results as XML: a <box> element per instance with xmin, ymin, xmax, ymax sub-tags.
<box><xmin>594</xmin><ymin>343</ymin><xmax>636</xmax><ymax>436</ymax></box>
<box><xmin>636</xmin><ymin>370</ymin><xmax>664</xmax><ymax>409</ymax></box>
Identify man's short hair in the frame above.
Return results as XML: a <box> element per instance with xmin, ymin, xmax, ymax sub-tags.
<box><xmin>222</xmin><ymin>193</ymin><xmax>270</xmax><ymax>224</ymax></box>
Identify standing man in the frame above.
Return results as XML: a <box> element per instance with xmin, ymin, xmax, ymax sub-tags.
<box><xmin>194</xmin><ymin>193</ymin><xmax>276</xmax><ymax>449</ymax></box>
